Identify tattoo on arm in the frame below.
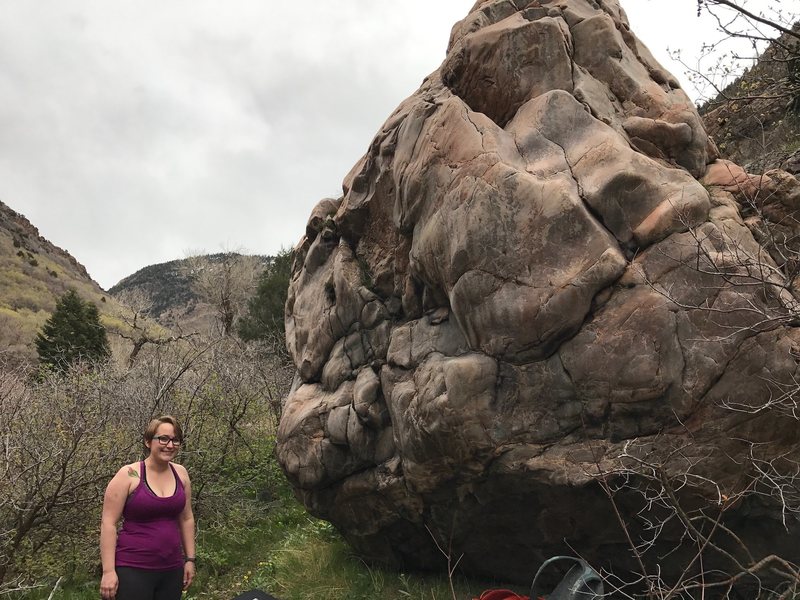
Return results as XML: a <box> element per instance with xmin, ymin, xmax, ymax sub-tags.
<box><xmin>127</xmin><ymin>467</ymin><xmax>140</xmax><ymax>479</ymax></box>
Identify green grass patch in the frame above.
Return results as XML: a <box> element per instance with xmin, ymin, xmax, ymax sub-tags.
<box><xmin>8</xmin><ymin>481</ymin><xmax>488</xmax><ymax>600</ymax></box>
<box><xmin>180</xmin><ymin>498</ymin><xmax>482</xmax><ymax>600</ymax></box>
<box><xmin>258</xmin><ymin>527</ymin><xmax>478</xmax><ymax>600</ymax></box>
<box><xmin>1</xmin><ymin>368</ymin><xmax>493</xmax><ymax>600</ymax></box>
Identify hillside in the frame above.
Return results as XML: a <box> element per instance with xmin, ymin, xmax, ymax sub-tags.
<box><xmin>109</xmin><ymin>258</ymin><xmax>204</xmax><ymax>332</ymax></box>
<box><xmin>700</xmin><ymin>25</ymin><xmax>800</xmax><ymax>173</ymax></box>
<box><xmin>0</xmin><ymin>198</ymin><xmax>272</xmax><ymax>365</ymax></box>
<box><xmin>0</xmin><ymin>200</ymin><xmax>128</xmax><ymax>365</ymax></box>
<box><xmin>109</xmin><ymin>253</ymin><xmax>270</xmax><ymax>335</ymax></box>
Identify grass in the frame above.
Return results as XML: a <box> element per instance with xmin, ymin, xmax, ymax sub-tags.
<box><xmin>10</xmin><ymin>500</ymin><xmax>483</xmax><ymax>600</ymax></box>
<box><xmin>183</xmin><ymin>505</ymin><xmax>481</xmax><ymax>600</ymax></box>
<box><xmin>260</xmin><ymin>534</ymin><xmax>475</xmax><ymax>600</ymax></box>
<box><xmin>7</xmin><ymin>470</ymin><xmax>493</xmax><ymax>600</ymax></box>
<box><xmin>0</xmin><ymin>429</ymin><xmax>481</xmax><ymax>600</ymax></box>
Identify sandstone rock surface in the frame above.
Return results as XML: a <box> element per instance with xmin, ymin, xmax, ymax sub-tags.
<box><xmin>277</xmin><ymin>0</ymin><xmax>800</xmax><ymax>586</ymax></box>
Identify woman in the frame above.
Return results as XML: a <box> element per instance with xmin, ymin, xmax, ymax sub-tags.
<box><xmin>100</xmin><ymin>416</ymin><xmax>196</xmax><ymax>600</ymax></box>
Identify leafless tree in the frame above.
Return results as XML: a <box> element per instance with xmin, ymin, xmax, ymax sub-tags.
<box><xmin>581</xmin><ymin>154</ymin><xmax>800</xmax><ymax>598</ymax></box>
<box><xmin>591</xmin><ymin>435</ymin><xmax>800</xmax><ymax>599</ymax></box>
<box><xmin>667</xmin><ymin>1</ymin><xmax>800</xmax><ymax>173</ymax></box>
<box><xmin>0</xmin><ymin>361</ymin><xmax>141</xmax><ymax>588</ymax></box>
<box><xmin>0</xmin><ymin>327</ymin><xmax>290</xmax><ymax>591</ymax></box>
<box><xmin>681</xmin><ymin>1</ymin><xmax>800</xmax><ymax>106</ymax></box>
<box><xmin>184</xmin><ymin>251</ymin><xmax>265</xmax><ymax>337</ymax></box>
<box><xmin>111</xmin><ymin>288</ymin><xmax>197</xmax><ymax>368</ymax></box>
<box><xmin>639</xmin><ymin>162</ymin><xmax>800</xmax><ymax>337</ymax></box>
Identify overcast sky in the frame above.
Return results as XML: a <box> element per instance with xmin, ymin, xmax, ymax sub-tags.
<box><xmin>0</xmin><ymin>0</ymin><xmax>751</xmax><ymax>289</ymax></box>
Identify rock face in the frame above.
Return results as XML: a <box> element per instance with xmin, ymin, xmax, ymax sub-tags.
<box><xmin>277</xmin><ymin>0</ymin><xmax>800</xmax><ymax>586</ymax></box>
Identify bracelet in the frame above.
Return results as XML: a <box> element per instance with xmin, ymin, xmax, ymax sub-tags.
<box><xmin>184</xmin><ymin>557</ymin><xmax>196</xmax><ymax>563</ymax></box>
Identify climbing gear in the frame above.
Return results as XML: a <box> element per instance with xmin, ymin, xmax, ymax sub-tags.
<box><xmin>530</xmin><ymin>556</ymin><xmax>604</xmax><ymax>600</ymax></box>
<box><xmin>473</xmin><ymin>555</ymin><xmax>604</xmax><ymax>600</ymax></box>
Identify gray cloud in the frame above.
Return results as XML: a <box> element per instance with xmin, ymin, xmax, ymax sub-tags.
<box><xmin>0</xmin><ymin>0</ymin><xmax>721</xmax><ymax>289</ymax></box>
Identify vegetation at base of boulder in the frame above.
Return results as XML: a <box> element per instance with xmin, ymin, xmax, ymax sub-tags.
<box><xmin>0</xmin><ymin>333</ymin><xmax>289</xmax><ymax>596</ymax></box>
<box><xmin>0</xmin><ymin>334</ymin><xmax>484</xmax><ymax>600</ymax></box>
<box><xmin>252</xmin><ymin>526</ymin><xmax>481</xmax><ymax>600</ymax></box>
<box><xmin>34</xmin><ymin>289</ymin><xmax>110</xmax><ymax>372</ymax></box>
<box><xmin>7</xmin><ymin>486</ymin><xmax>483</xmax><ymax>600</ymax></box>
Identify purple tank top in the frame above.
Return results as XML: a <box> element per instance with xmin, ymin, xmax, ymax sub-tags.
<box><xmin>115</xmin><ymin>461</ymin><xmax>186</xmax><ymax>570</ymax></box>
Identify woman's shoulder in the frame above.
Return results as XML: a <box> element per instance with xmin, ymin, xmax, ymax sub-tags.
<box><xmin>113</xmin><ymin>461</ymin><xmax>142</xmax><ymax>482</ymax></box>
<box><xmin>106</xmin><ymin>461</ymin><xmax>142</xmax><ymax>496</ymax></box>
<box><xmin>172</xmin><ymin>462</ymin><xmax>191</xmax><ymax>485</ymax></box>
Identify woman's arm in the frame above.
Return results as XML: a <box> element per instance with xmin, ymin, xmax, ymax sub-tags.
<box><xmin>100</xmin><ymin>465</ymin><xmax>133</xmax><ymax>600</ymax></box>
<box><xmin>177</xmin><ymin>465</ymin><xmax>196</xmax><ymax>590</ymax></box>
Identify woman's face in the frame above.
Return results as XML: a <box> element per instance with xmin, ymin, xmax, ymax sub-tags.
<box><xmin>146</xmin><ymin>422</ymin><xmax>181</xmax><ymax>462</ymax></box>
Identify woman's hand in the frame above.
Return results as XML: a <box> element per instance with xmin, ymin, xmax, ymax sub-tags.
<box><xmin>100</xmin><ymin>570</ymin><xmax>118</xmax><ymax>599</ymax></box>
<box><xmin>183</xmin><ymin>560</ymin><xmax>196</xmax><ymax>590</ymax></box>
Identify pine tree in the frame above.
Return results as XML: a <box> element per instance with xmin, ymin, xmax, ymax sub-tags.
<box><xmin>35</xmin><ymin>289</ymin><xmax>111</xmax><ymax>372</ymax></box>
<box><xmin>237</xmin><ymin>248</ymin><xmax>293</xmax><ymax>350</ymax></box>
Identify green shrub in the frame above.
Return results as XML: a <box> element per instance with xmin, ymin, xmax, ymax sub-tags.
<box><xmin>0</xmin><ymin>336</ymin><xmax>488</xmax><ymax>600</ymax></box>
<box><xmin>35</xmin><ymin>289</ymin><xmax>110</xmax><ymax>372</ymax></box>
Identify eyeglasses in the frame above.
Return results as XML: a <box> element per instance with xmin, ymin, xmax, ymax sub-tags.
<box><xmin>154</xmin><ymin>435</ymin><xmax>182</xmax><ymax>447</ymax></box>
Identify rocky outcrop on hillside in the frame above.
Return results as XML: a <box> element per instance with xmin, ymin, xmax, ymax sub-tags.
<box><xmin>1</xmin><ymin>200</ymin><xmax>94</xmax><ymax>282</ymax></box>
<box><xmin>277</xmin><ymin>0</ymin><xmax>800</xmax><ymax>588</ymax></box>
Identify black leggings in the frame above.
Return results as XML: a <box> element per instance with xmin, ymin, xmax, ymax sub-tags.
<box><xmin>116</xmin><ymin>566</ymin><xmax>183</xmax><ymax>600</ymax></box>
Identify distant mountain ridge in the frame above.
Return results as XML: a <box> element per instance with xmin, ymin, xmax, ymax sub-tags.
<box><xmin>109</xmin><ymin>258</ymin><xmax>197</xmax><ymax>321</ymax></box>
<box><xmin>110</xmin><ymin>253</ymin><xmax>270</xmax><ymax>334</ymax></box>
<box><xmin>0</xmin><ymin>197</ymin><xmax>272</xmax><ymax>365</ymax></box>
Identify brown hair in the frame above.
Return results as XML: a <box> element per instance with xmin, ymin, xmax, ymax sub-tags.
<box><xmin>144</xmin><ymin>415</ymin><xmax>184</xmax><ymax>451</ymax></box>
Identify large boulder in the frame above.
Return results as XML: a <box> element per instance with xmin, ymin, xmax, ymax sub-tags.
<box><xmin>277</xmin><ymin>0</ymin><xmax>800</xmax><ymax>587</ymax></box>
